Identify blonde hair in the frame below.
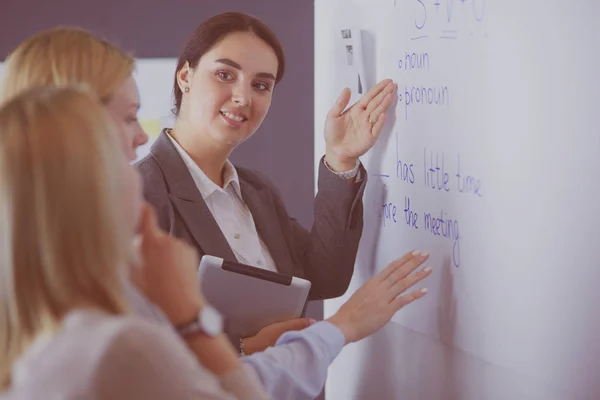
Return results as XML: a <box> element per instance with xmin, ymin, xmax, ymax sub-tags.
<box><xmin>0</xmin><ymin>87</ymin><xmax>131</xmax><ymax>389</ymax></box>
<box><xmin>1</xmin><ymin>27</ymin><xmax>134</xmax><ymax>103</ymax></box>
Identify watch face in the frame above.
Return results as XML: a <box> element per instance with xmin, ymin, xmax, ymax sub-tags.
<box><xmin>200</xmin><ymin>304</ymin><xmax>223</xmax><ymax>336</ymax></box>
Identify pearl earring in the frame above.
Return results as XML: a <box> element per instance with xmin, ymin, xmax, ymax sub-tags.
<box><xmin>184</xmin><ymin>87</ymin><xmax>189</xmax><ymax>93</ymax></box>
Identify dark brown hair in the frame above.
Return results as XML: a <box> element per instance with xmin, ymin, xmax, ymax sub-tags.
<box><xmin>172</xmin><ymin>12</ymin><xmax>285</xmax><ymax>116</ymax></box>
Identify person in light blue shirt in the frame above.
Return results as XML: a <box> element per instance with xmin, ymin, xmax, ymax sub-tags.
<box><xmin>125</xmin><ymin>244</ymin><xmax>430</xmax><ymax>400</ymax></box>
<box><xmin>1</xmin><ymin>27</ymin><xmax>432</xmax><ymax>400</ymax></box>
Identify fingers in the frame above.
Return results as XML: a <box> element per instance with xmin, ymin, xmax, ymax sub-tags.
<box><xmin>328</xmin><ymin>87</ymin><xmax>352</xmax><ymax>117</ymax></box>
<box><xmin>390</xmin><ymin>287</ymin><xmax>429</xmax><ymax>311</ymax></box>
<box><xmin>370</xmin><ymin>112</ymin><xmax>386</xmax><ymax>139</ymax></box>
<box><xmin>261</xmin><ymin>318</ymin><xmax>315</xmax><ymax>339</ymax></box>
<box><xmin>367</xmin><ymin>92</ymin><xmax>395</xmax><ymax>129</ymax></box>
<box><xmin>388</xmin><ymin>266</ymin><xmax>432</xmax><ymax>301</ymax></box>
<box><xmin>138</xmin><ymin>202</ymin><xmax>161</xmax><ymax>238</ymax></box>
<box><xmin>129</xmin><ymin>234</ymin><xmax>143</xmax><ymax>268</ymax></box>
<box><xmin>365</xmin><ymin>84</ymin><xmax>397</xmax><ymax>116</ymax></box>
<box><xmin>278</xmin><ymin>317</ymin><xmax>316</xmax><ymax>331</ymax></box>
<box><xmin>358</xmin><ymin>79</ymin><xmax>394</xmax><ymax>109</ymax></box>
<box><xmin>379</xmin><ymin>249</ymin><xmax>428</xmax><ymax>282</ymax></box>
<box><xmin>386</xmin><ymin>251</ymin><xmax>430</xmax><ymax>287</ymax></box>
<box><xmin>180</xmin><ymin>241</ymin><xmax>200</xmax><ymax>271</ymax></box>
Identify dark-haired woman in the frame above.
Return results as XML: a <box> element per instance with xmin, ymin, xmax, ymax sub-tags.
<box><xmin>136</xmin><ymin>11</ymin><xmax>398</xmax><ymax>355</ymax></box>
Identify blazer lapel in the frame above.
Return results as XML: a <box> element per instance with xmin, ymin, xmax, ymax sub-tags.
<box><xmin>240</xmin><ymin>180</ymin><xmax>294</xmax><ymax>276</ymax></box>
<box><xmin>170</xmin><ymin>196</ymin><xmax>237</xmax><ymax>262</ymax></box>
<box><xmin>150</xmin><ymin>131</ymin><xmax>236</xmax><ymax>262</ymax></box>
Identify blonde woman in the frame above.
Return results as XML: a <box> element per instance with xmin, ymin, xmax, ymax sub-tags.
<box><xmin>1</xmin><ymin>28</ymin><xmax>433</xmax><ymax>400</ymax></box>
<box><xmin>0</xmin><ymin>28</ymin><xmax>211</xmax><ymax>365</ymax></box>
<box><xmin>0</xmin><ymin>86</ymin><xmax>269</xmax><ymax>399</ymax></box>
<box><xmin>1</xmin><ymin>27</ymin><xmax>148</xmax><ymax>162</ymax></box>
<box><xmin>1</xmin><ymin>29</ymin><xmax>264</xmax><ymax>396</ymax></box>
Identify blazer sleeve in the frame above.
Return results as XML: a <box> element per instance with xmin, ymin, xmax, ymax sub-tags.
<box><xmin>266</xmin><ymin>156</ymin><xmax>367</xmax><ymax>300</ymax></box>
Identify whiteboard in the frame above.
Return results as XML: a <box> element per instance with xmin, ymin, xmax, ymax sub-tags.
<box><xmin>315</xmin><ymin>1</ymin><xmax>600</xmax><ymax>399</ymax></box>
<box><xmin>130</xmin><ymin>58</ymin><xmax>177</xmax><ymax>160</ymax></box>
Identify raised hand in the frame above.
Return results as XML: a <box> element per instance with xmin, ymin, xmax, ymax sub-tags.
<box><xmin>130</xmin><ymin>203</ymin><xmax>203</xmax><ymax>327</ymax></box>
<box><xmin>324</xmin><ymin>79</ymin><xmax>398</xmax><ymax>172</ymax></box>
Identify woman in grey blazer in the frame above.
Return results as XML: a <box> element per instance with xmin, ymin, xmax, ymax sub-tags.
<box><xmin>136</xmin><ymin>12</ymin><xmax>398</xmax><ymax>354</ymax></box>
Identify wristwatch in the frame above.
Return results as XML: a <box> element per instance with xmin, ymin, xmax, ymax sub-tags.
<box><xmin>176</xmin><ymin>304</ymin><xmax>223</xmax><ymax>337</ymax></box>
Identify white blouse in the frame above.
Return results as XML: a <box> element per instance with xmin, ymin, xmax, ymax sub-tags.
<box><xmin>167</xmin><ymin>132</ymin><xmax>278</xmax><ymax>272</ymax></box>
<box><xmin>166</xmin><ymin>131</ymin><xmax>362</xmax><ymax>273</ymax></box>
<box><xmin>3</xmin><ymin>309</ymin><xmax>269</xmax><ymax>400</ymax></box>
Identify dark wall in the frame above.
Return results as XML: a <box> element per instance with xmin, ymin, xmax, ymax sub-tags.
<box><xmin>0</xmin><ymin>0</ymin><xmax>315</xmax><ymax>229</ymax></box>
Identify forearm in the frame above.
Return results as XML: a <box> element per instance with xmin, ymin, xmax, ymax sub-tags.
<box><xmin>219</xmin><ymin>367</ymin><xmax>271</xmax><ymax>400</ymax></box>
<box><xmin>303</xmin><ymin>226</ymin><xmax>361</xmax><ymax>299</ymax></box>
<box><xmin>185</xmin><ymin>332</ymin><xmax>242</xmax><ymax>376</ymax></box>
<box><xmin>300</xmin><ymin>159</ymin><xmax>366</xmax><ymax>298</ymax></box>
<box><xmin>241</xmin><ymin>321</ymin><xmax>345</xmax><ymax>400</ymax></box>
<box><xmin>183</xmin><ymin>333</ymin><xmax>271</xmax><ymax>399</ymax></box>
<box><xmin>314</xmin><ymin>156</ymin><xmax>365</xmax><ymax>224</ymax></box>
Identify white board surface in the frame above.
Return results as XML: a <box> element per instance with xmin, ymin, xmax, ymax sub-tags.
<box><xmin>315</xmin><ymin>1</ymin><xmax>600</xmax><ymax>398</ymax></box>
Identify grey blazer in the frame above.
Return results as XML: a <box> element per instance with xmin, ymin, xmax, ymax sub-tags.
<box><xmin>135</xmin><ymin>131</ymin><xmax>366</xmax><ymax>339</ymax></box>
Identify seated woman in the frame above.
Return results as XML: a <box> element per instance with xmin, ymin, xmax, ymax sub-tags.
<box><xmin>0</xmin><ymin>87</ymin><xmax>431</xmax><ymax>399</ymax></box>
<box><xmin>0</xmin><ymin>86</ymin><xmax>265</xmax><ymax>398</ymax></box>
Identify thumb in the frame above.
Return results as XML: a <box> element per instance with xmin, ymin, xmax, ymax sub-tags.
<box><xmin>138</xmin><ymin>203</ymin><xmax>162</xmax><ymax>240</ymax></box>
<box><xmin>281</xmin><ymin>317</ymin><xmax>316</xmax><ymax>332</ymax></box>
<box><xmin>328</xmin><ymin>87</ymin><xmax>352</xmax><ymax>118</ymax></box>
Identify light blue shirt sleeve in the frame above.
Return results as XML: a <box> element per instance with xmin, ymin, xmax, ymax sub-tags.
<box><xmin>123</xmin><ymin>279</ymin><xmax>346</xmax><ymax>400</ymax></box>
<box><xmin>240</xmin><ymin>321</ymin><xmax>346</xmax><ymax>400</ymax></box>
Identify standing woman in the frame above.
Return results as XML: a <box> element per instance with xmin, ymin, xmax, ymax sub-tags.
<box><xmin>136</xmin><ymin>12</ymin><xmax>398</xmax><ymax>353</ymax></box>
